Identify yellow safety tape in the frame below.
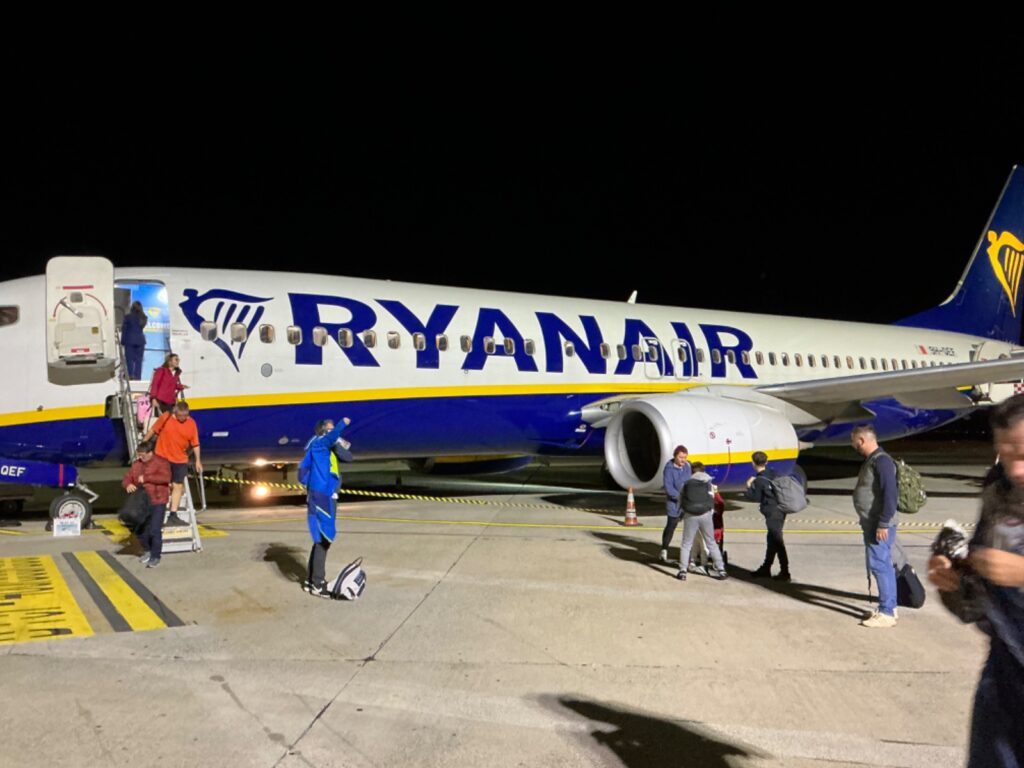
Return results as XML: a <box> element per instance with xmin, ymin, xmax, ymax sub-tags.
<box><xmin>206</xmin><ymin>475</ymin><xmax>976</xmax><ymax>530</ymax></box>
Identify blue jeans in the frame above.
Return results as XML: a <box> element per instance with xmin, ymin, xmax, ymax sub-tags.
<box><xmin>863</xmin><ymin>526</ymin><xmax>896</xmax><ymax>616</ymax></box>
<box><xmin>968</xmin><ymin>640</ymin><xmax>1024</xmax><ymax>767</ymax></box>
<box><xmin>138</xmin><ymin>502</ymin><xmax>166</xmax><ymax>558</ymax></box>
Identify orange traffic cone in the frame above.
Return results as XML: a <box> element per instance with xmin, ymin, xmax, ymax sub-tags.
<box><xmin>623</xmin><ymin>487</ymin><xmax>641</xmax><ymax>526</ymax></box>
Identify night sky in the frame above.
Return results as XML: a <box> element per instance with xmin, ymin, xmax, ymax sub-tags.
<box><xmin>2</xmin><ymin>63</ymin><xmax>1022</xmax><ymax>326</ymax></box>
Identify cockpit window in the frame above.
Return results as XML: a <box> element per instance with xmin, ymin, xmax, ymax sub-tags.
<box><xmin>0</xmin><ymin>306</ymin><xmax>18</xmax><ymax>327</ymax></box>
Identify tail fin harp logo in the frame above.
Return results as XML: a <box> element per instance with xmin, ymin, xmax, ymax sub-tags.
<box><xmin>180</xmin><ymin>289</ymin><xmax>274</xmax><ymax>371</ymax></box>
<box><xmin>987</xmin><ymin>230</ymin><xmax>1024</xmax><ymax>316</ymax></box>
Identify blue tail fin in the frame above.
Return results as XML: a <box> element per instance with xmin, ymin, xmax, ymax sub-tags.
<box><xmin>895</xmin><ymin>166</ymin><xmax>1024</xmax><ymax>342</ymax></box>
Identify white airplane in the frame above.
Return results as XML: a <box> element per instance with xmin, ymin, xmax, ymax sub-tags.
<box><xmin>2</xmin><ymin>166</ymin><xmax>1024</xmax><ymax>525</ymax></box>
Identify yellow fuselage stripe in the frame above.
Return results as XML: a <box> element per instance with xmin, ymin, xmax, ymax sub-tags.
<box><xmin>72</xmin><ymin>551</ymin><xmax>168</xmax><ymax>631</ymax></box>
<box><xmin>0</xmin><ymin>382</ymin><xmax>708</xmax><ymax>427</ymax></box>
<box><xmin>0</xmin><ymin>555</ymin><xmax>93</xmax><ymax>644</ymax></box>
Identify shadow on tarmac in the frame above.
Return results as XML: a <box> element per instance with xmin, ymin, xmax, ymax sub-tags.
<box><xmin>592</xmin><ymin>531</ymin><xmax>871</xmax><ymax>617</ymax></box>
<box><xmin>549</xmin><ymin>696</ymin><xmax>761</xmax><ymax>767</ymax></box>
<box><xmin>261</xmin><ymin>542</ymin><xmax>307</xmax><ymax>584</ymax></box>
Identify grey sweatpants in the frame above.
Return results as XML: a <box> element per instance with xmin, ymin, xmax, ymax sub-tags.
<box><xmin>678</xmin><ymin>511</ymin><xmax>724</xmax><ymax>572</ymax></box>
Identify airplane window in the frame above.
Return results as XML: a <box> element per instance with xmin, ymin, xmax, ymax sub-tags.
<box><xmin>461</xmin><ymin>335</ymin><xmax>472</xmax><ymax>353</ymax></box>
<box><xmin>911</xmin><ymin>360</ymin><xmax>918</xmax><ymax>369</ymax></box>
<box><xmin>363</xmin><ymin>330</ymin><xmax>377</xmax><ymax>349</ymax></box>
<box><xmin>711</xmin><ymin>350</ymin><xmax>722</xmax><ymax>365</ymax></box>
<box><xmin>230</xmin><ymin>322</ymin><xmax>248</xmax><ymax>343</ymax></box>
<box><xmin>846</xmin><ymin>356</ymin><xmax>853</xmax><ymax>369</ymax></box>
<box><xmin>741</xmin><ymin>351</ymin><xmax>749</xmax><ymax>365</ymax></box>
<box><xmin>726</xmin><ymin>350</ymin><xmax>736</xmax><ymax>365</ymax></box>
<box><xmin>794</xmin><ymin>353</ymin><xmax>803</xmax><ymax>367</ymax></box>
<box><xmin>503</xmin><ymin>338</ymin><xmax>515</xmax><ymax>355</ymax></box>
<box><xmin>859</xmin><ymin>357</ymin><xmax>866</xmax><ymax>369</ymax></box>
<box><xmin>599</xmin><ymin>343</ymin><xmax>611</xmax><ymax>359</ymax></box>
<box><xmin>413</xmin><ymin>332</ymin><xmax>426</xmax><ymax>351</ymax></box>
<box><xmin>564</xmin><ymin>341</ymin><xmax>575</xmax><ymax>358</ymax></box>
<box><xmin>820</xmin><ymin>355</ymin><xmax>828</xmax><ymax>369</ymax></box>
<box><xmin>647</xmin><ymin>344</ymin><xmax>660</xmax><ymax>362</ymax></box>
<box><xmin>524</xmin><ymin>339</ymin><xmax>535</xmax><ymax>355</ymax></box>
<box><xmin>200</xmin><ymin>321</ymin><xmax>218</xmax><ymax>341</ymax></box>
<box><xmin>807</xmin><ymin>355</ymin><xmax>816</xmax><ymax>368</ymax></box>
<box><xmin>338</xmin><ymin>328</ymin><xmax>353</xmax><ymax>348</ymax></box>
<box><xmin>901</xmin><ymin>360</ymin><xmax>908</xmax><ymax>370</ymax></box>
<box><xmin>632</xmin><ymin>344</ymin><xmax>644</xmax><ymax>362</ymax></box>
<box><xmin>871</xmin><ymin>358</ymin><xmax>878</xmax><ymax>370</ymax></box>
<box><xmin>312</xmin><ymin>326</ymin><xmax>328</xmax><ymax>347</ymax></box>
<box><xmin>781</xmin><ymin>353</ymin><xmax>790</xmax><ymax>366</ymax></box>
<box><xmin>259</xmin><ymin>325</ymin><xmax>276</xmax><ymax>344</ymax></box>
<box><xmin>768</xmin><ymin>352</ymin><xmax>777</xmax><ymax>366</ymax></box>
<box><xmin>881</xmin><ymin>359</ymin><xmax>889</xmax><ymax>371</ymax></box>
<box><xmin>834</xmin><ymin>355</ymin><xmax>841</xmax><ymax>369</ymax></box>
<box><xmin>755</xmin><ymin>351</ymin><xmax>764</xmax><ymax>365</ymax></box>
<box><xmin>677</xmin><ymin>347</ymin><xmax>688</xmax><ymax>363</ymax></box>
<box><xmin>387</xmin><ymin>332</ymin><xmax>401</xmax><ymax>350</ymax></box>
<box><xmin>696</xmin><ymin>349</ymin><xmax>705</xmax><ymax>363</ymax></box>
<box><xmin>617</xmin><ymin>344</ymin><xmax>627</xmax><ymax>360</ymax></box>
<box><xmin>287</xmin><ymin>326</ymin><xmax>302</xmax><ymax>345</ymax></box>
<box><xmin>0</xmin><ymin>306</ymin><xmax>19</xmax><ymax>326</ymax></box>
<box><xmin>484</xmin><ymin>337</ymin><xmax>496</xmax><ymax>354</ymax></box>
<box><xmin>892</xmin><ymin>359</ymin><xmax>899</xmax><ymax>370</ymax></box>
<box><xmin>437</xmin><ymin>334</ymin><xmax>449</xmax><ymax>351</ymax></box>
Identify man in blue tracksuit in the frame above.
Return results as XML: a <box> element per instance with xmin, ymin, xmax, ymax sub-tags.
<box><xmin>660</xmin><ymin>445</ymin><xmax>691</xmax><ymax>564</ymax></box>
<box><xmin>298</xmin><ymin>416</ymin><xmax>351</xmax><ymax>597</ymax></box>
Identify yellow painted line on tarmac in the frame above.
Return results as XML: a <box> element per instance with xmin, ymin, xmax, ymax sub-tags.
<box><xmin>96</xmin><ymin>518</ymin><xmax>228</xmax><ymax>541</ymax></box>
<box><xmin>0</xmin><ymin>528</ymin><xmax>27</xmax><ymax>536</ymax></box>
<box><xmin>69</xmin><ymin>552</ymin><xmax>168</xmax><ymax>632</ymax></box>
<box><xmin>0</xmin><ymin>555</ymin><xmax>93</xmax><ymax>644</ymax></box>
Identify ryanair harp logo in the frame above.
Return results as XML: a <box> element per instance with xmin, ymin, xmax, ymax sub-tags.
<box><xmin>180</xmin><ymin>288</ymin><xmax>273</xmax><ymax>371</ymax></box>
<box><xmin>987</xmin><ymin>230</ymin><xmax>1024</xmax><ymax>315</ymax></box>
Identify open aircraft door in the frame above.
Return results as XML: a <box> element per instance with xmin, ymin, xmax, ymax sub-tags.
<box><xmin>45</xmin><ymin>256</ymin><xmax>117</xmax><ymax>385</ymax></box>
<box><xmin>972</xmin><ymin>339</ymin><xmax>1019</xmax><ymax>404</ymax></box>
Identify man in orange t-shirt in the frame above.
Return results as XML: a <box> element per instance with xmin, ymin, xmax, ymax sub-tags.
<box><xmin>143</xmin><ymin>400</ymin><xmax>202</xmax><ymax>517</ymax></box>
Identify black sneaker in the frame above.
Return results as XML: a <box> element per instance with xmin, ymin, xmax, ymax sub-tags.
<box><xmin>773</xmin><ymin>571</ymin><xmax>792</xmax><ymax>582</ymax></box>
<box><xmin>675</xmin><ymin>570</ymin><xmax>687</xmax><ymax>581</ymax></box>
<box><xmin>751</xmin><ymin>566</ymin><xmax>772</xmax><ymax>578</ymax></box>
<box><xmin>146</xmin><ymin>556</ymin><xmax>161</xmax><ymax>568</ymax></box>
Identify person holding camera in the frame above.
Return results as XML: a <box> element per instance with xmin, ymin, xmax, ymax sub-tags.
<box><xmin>928</xmin><ymin>395</ymin><xmax>1024</xmax><ymax>767</ymax></box>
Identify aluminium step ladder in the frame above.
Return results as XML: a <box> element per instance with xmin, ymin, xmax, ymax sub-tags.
<box><xmin>161</xmin><ymin>471</ymin><xmax>205</xmax><ymax>554</ymax></box>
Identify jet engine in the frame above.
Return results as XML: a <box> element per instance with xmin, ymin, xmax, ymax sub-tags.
<box><xmin>603</xmin><ymin>394</ymin><xmax>799</xmax><ymax>493</ymax></box>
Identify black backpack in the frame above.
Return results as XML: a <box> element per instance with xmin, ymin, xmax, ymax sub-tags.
<box><xmin>679</xmin><ymin>478</ymin><xmax>714</xmax><ymax>515</ymax></box>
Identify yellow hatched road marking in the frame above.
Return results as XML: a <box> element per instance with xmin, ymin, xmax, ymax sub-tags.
<box><xmin>96</xmin><ymin>518</ymin><xmax>228</xmax><ymax>540</ymax></box>
<box><xmin>0</xmin><ymin>555</ymin><xmax>93</xmax><ymax>644</ymax></box>
<box><xmin>71</xmin><ymin>552</ymin><xmax>167</xmax><ymax>632</ymax></box>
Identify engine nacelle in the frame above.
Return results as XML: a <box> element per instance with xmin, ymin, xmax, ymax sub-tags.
<box><xmin>604</xmin><ymin>394</ymin><xmax>799</xmax><ymax>493</ymax></box>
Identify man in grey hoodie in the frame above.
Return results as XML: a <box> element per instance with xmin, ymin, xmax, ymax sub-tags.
<box><xmin>675</xmin><ymin>462</ymin><xmax>727</xmax><ymax>581</ymax></box>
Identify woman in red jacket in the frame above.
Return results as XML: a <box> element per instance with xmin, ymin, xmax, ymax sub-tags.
<box><xmin>149</xmin><ymin>353</ymin><xmax>188</xmax><ymax>414</ymax></box>
<box><xmin>122</xmin><ymin>440</ymin><xmax>172</xmax><ymax>567</ymax></box>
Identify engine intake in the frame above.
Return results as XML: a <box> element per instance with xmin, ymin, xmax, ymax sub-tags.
<box><xmin>604</xmin><ymin>394</ymin><xmax>799</xmax><ymax>492</ymax></box>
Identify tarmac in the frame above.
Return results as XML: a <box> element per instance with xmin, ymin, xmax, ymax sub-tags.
<box><xmin>0</xmin><ymin>449</ymin><xmax>998</xmax><ymax>767</ymax></box>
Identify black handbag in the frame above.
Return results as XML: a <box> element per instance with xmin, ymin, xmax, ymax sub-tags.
<box><xmin>118</xmin><ymin>489</ymin><xmax>152</xmax><ymax>531</ymax></box>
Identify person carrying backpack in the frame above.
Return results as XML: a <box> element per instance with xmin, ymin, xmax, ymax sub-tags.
<box><xmin>851</xmin><ymin>424</ymin><xmax>899</xmax><ymax>628</ymax></box>
<box><xmin>745</xmin><ymin>451</ymin><xmax>791</xmax><ymax>582</ymax></box>
<box><xmin>675</xmin><ymin>462</ymin><xmax>727</xmax><ymax>581</ymax></box>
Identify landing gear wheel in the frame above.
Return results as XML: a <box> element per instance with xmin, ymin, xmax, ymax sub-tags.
<box><xmin>48</xmin><ymin>492</ymin><xmax>92</xmax><ymax>531</ymax></box>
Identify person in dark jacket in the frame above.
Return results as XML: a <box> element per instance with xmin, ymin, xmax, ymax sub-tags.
<box><xmin>928</xmin><ymin>395</ymin><xmax>1024</xmax><ymax>766</ymax></box>
<box><xmin>660</xmin><ymin>445</ymin><xmax>691</xmax><ymax>564</ymax></box>
<box><xmin>744</xmin><ymin>451</ymin><xmax>790</xmax><ymax>581</ymax></box>
<box><xmin>122</xmin><ymin>440</ymin><xmax>172</xmax><ymax>568</ymax></box>
<box><xmin>121</xmin><ymin>301</ymin><xmax>147</xmax><ymax>380</ymax></box>
<box><xmin>851</xmin><ymin>424</ymin><xmax>899</xmax><ymax>627</ymax></box>
<box><xmin>298</xmin><ymin>416</ymin><xmax>351</xmax><ymax>597</ymax></box>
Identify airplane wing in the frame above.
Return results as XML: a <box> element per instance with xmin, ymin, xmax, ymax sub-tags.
<box><xmin>755</xmin><ymin>356</ymin><xmax>1024</xmax><ymax>405</ymax></box>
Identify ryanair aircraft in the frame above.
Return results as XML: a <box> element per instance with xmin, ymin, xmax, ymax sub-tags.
<box><xmin>2</xmin><ymin>167</ymin><xmax>1024</xmax><ymax>522</ymax></box>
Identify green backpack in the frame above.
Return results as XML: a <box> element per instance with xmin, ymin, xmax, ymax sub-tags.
<box><xmin>894</xmin><ymin>457</ymin><xmax>927</xmax><ymax>514</ymax></box>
